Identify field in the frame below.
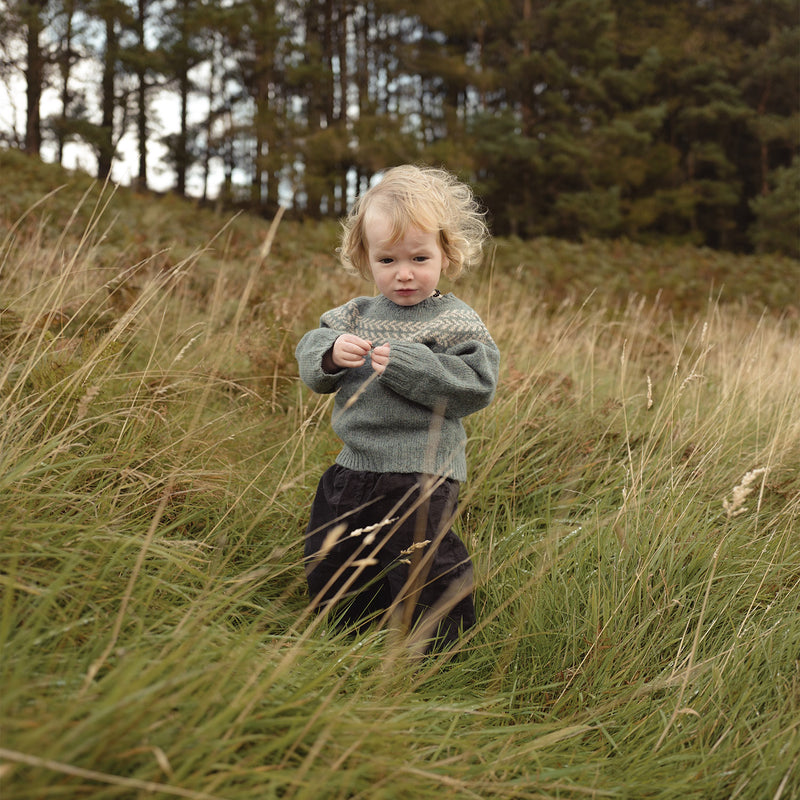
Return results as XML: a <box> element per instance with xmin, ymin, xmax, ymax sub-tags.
<box><xmin>1</xmin><ymin>150</ymin><xmax>798</xmax><ymax>799</ymax></box>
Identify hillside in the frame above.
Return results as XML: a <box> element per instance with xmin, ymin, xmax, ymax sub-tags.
<box><xmin>1</xmin><ymin>148</ymin><xmax>798</xmax><ymax>800</ymax></box>
<box><xmin>2</xmin><ymin>149</ymin><xmax>797</xmax><ymax>325</ymax></box>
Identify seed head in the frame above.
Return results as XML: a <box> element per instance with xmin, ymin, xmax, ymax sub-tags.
<box><xmin>723</xmin><ymin>468</ymin><xmax>768</xmax><ymax>518</ymax></box>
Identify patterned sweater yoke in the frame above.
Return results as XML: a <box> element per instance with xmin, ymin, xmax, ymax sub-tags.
<box><xmin>296</xmin><ymin>292</ymin><xmax>500</xmax><ymax>481</ymax></box>
<box><xmin>320</xmin><ymin>294</ymin><xmax>496</xmax><ymax>351</ymax></box>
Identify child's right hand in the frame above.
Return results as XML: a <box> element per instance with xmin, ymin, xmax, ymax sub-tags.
<box><xmin>332</xmin><ymin>334</ymin><xmax>372</xmax><ymax>368</ymax></box>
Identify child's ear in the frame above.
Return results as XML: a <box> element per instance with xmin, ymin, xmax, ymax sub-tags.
<box><xmin>437</xmin><ymin>235</ymin><xmax>450</xmax><ymax>273</ymax></box>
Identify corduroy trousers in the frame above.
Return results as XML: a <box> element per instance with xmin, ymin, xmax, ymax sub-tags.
<box><xmin>304</xmin><ymin>464</ymin><xmax>476</xmax><ymax>649</ymax></box>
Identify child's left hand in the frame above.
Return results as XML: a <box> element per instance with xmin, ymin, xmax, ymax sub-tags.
<box><xmin>371</xmin><ymin>344</ymin><xmax>390</xmax><ymax>375</ymax></box>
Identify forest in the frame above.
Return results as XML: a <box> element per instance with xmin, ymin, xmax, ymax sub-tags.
<box><xmin>1</xmin><ymin>0</ymin><xmax>799</xmax><ymax>255</ymax></box>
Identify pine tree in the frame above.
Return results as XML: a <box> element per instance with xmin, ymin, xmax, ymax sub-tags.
<box><xmin>50</xmin><ymin>0</ymin><xmax>85</xmax><ymax>165</ymax></box>
<box><xmin>3</xmin><ymin>0</ymin><xmax>49</xmax><ymax>155</ymax></box>
<box><xmin>750</xmin><ymin>155</ymin><xmax>800</xmax><ymax>256</ymax></box>
<box><xmin>158</xmin><ymin>0</ymin><xmax>213</xmax><ymax>195</ymax></box>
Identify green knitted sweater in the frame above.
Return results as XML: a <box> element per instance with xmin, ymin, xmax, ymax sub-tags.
<box><xmin>295</xmin><ymin>293</ymin><xmax>499</xmax><ymax>481</ymax></box>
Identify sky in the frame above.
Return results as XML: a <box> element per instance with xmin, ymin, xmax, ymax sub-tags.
<box><xmin>1</xmin><ymin>58</ymin><xmax>214</xmax><ymax>196</ymax></box>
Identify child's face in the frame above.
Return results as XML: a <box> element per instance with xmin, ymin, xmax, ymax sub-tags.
<box><xmin>364</xmin><ymin>209</ymin><xmax>446</xmax><ymax>307</ymax></box>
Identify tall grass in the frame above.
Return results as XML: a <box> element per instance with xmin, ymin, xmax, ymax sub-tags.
<box><xmin>0</xmin><ymin>184</ymin><xmax>798</xmax><ymax>799</ymax></box>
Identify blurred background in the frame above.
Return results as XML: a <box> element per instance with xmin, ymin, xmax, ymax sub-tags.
<box><xmin>1</xmin><ymin>0</ymin><xmax>798</xmax><ymax>255</ymax></box>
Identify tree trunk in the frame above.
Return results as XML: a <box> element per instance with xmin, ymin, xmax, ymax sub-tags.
<box><xmin>201</xmin><ymin>35</ymin><xmax>219</xmax><ymax>203</ymax></box>
<box><xmin>56</xmin><ymin>3</ymin><xmax>76</xmax><ymax>164</ymax></box>
<box><xmin>135</xmin><ymin>0</ymin><xmax>148</xmax><ymax>190</ymax></box>
<box><xmin>98</xmin><ymin>15</ymin><xmax>118</xmax><ymax>179</ymax></box>
<box><xmin>24</xmin><ymin>0</ymin><xmax>46</xmax><ymax>155</ymax></box>
<box><xmin>175</xmin><ymin>64</ymin><xmax>189</xmax><ymax>195</ymax></box>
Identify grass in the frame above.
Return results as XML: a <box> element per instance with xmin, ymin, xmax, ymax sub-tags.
<box><xmin>0</xmin><ymin>155</ymin><xmax>798</xmax><ymax>799</ymax></box>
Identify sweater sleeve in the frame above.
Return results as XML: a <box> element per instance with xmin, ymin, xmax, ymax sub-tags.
<box><xmin>379</xmin><ymin>337</ymin><xmax>500</xmax><ymax>418</ymax></box>
<box><xmin>295</xmin><ymin>326</ymin><xmax>345</xmax><ymax>394</ymax></box>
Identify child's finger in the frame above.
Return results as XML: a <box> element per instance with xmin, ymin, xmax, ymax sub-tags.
<box><xmin>348</xmin><ymin>335</ymin><xmax>371</xmax><ymax>353</ymax></box>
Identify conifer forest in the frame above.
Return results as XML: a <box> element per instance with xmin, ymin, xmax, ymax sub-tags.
<box><xmin>1</xmin><ymin>1</ymin><xmax>798</xmax><ymax>253</ymax></box>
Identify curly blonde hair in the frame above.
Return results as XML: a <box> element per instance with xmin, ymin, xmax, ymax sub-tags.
<box><xmin>339</xmin><ymin>165</ymin><xmax>489</xmax><ymax>280</ymax></box>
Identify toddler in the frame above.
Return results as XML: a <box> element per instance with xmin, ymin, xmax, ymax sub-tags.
<box><xmin>295</xmin><ymin>164</ymin><xmax>500</xmax><ymax>651</ymax></box>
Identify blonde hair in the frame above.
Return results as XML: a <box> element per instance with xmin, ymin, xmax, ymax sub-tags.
<box><xmin>340</xmin><ymin>164</ymin><xmax>489</xmax><ymax>280</ymax></box>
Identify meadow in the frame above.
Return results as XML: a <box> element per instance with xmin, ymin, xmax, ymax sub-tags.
<box><xmin>1</xmin><ymin>151</ymin><xmax>798</xmax><ymax>799</ymax></box>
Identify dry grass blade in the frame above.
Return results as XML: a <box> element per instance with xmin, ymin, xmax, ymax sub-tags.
<box><xmin>2</xmin><ymin>169</ymin><xmax>798</xmax><ymax>799</ymax></box>
<box><xmin>0</xmin><ymin>747</ymin><xmax>227</xmax><ymax>800</ymax></box>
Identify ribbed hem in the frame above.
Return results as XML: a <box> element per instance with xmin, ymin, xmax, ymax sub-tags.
<box><xmin>335</xmin><ymin>446</ymin><xmax>467</xmax><ymax>483</ymax></box>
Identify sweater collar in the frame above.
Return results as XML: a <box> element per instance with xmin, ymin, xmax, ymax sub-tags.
<box><xmin>376</xmin><ymin>290</ymin><xmax>447</xmax><ymax>312</ymax></box>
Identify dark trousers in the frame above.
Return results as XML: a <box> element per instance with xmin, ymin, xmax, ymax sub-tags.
<box><xmin>304</xmin><ymin>465</ymin><xmax>476</xmax><ymax>649</ymax></box>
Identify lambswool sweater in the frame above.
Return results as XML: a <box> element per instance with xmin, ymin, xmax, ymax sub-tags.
<box><xmin>295</xmin><ymin>293</ymin><xmax>499</xmax><ymax>481</ymax></box>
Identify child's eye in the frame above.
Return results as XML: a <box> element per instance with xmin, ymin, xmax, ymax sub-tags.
<box><xmin>413</xmin><ymin>255</ymin><xmax>429</xmax><ymax>262</ymax></box>
<box><xmin>378</xmin><ymin>257</ymin><xmax>393</xmax><ymax>264</ymax></box>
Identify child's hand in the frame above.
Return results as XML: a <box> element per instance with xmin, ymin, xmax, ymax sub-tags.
<box><xmin>370</xmin><ymin>343</ymin><xmax>390</xmax><ymax>375</ymax></box>
<box><xmin>332</xmin><ymin>334</ymin><xmax>372</xmax><ymax>368</ymax></box>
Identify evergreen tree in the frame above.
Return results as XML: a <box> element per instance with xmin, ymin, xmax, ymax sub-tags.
<box><xmin>473</xmin><ymin>0</ymin><xmax>627</xmax><ymax>238</ymax></box>
<box><xmin>750</xmin><ymin>155</ymin><xmax>800</xmax><ymax>257</ymax></box>
<box><xmin>2</xmin><ymin>0</ymin><xmax>50</xmax><ymax>154</ymax></box>
<box><xmin>159</xmin><ymin>0</ymin><xmax>214</xmax><ymax>195</ymax></box>
<box><xmin>80</xmin><ymin>0</ymin><xmax>134</xmax><ymax>179</ymax></box>
<box><xmin>613</xmin><ymin>0</ymin><xmax>798</xmax><ymax>250</ymax></box>
<box><xmin>737</xmin><ymin>0</ymin><xmax>800</xmax><ymax>249</ymax></box>
<box><xmin>49</xmin><ymin>0</ymin><xmax>86</xmax><ymax>165</ymax></box>
<box><xmin>126</xmin><ymin>0</ymin><xmax>153</xmax><ymax>189</ymax></box>
<box><xmin>0</xmin><ymin>0</ymin><xmax>796</xmax><ymax>252</ymax></box>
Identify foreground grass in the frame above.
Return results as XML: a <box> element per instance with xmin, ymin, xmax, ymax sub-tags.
<box><xmin>0</xmin><ymin>175</ymin><xmax>798</xmax><ymax>799</ymax></box>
